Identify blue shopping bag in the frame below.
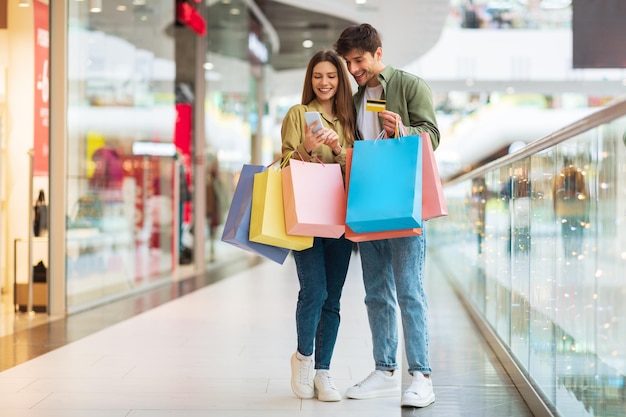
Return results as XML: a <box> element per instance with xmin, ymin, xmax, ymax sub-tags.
<box><xmin>221</xmin><ymin>164</ymin><xmax>290</xmax><ymax>264</ymax></box>
<box><xmin>346</xmin><ymin>134</ymin><xmax>423</xmax><ymax>233</ymax></box>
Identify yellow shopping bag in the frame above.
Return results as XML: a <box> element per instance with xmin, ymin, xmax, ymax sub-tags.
<box><xmin>249</xmin><ymin>166</ymin><xmax>313</xmax><ymax>251</ymax></box>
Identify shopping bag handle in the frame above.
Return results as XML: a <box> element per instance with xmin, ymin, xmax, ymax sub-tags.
<box><xmin>393</xmin><ymin>117</ymin><xmax>409</xmax><ymax>138</ymax></box>
<box><xmin>294</xmin><ymin>148</ymin><xmax>325</xmax><ymax>166</ymax></box>
<box><xmin>377</xmin><ymin>116</ymin><xmax>406</xmax><ymax>141</ymax></box>
<box><xmin>267</xmin><ymin>150</ymin><xmax>306</xmax><ymax>169</ymax></box>
<box><xmin>277</xmin><ymin>149</ymin><xmax>325</xmax><ymax>167</ymax></box>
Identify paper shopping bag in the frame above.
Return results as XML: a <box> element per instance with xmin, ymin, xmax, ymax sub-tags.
<box><xmin>221</xmin><ymin>165</ymin><xmax>290</xmax><ymax>264</ymax></box>
<box><xmin>420</xmin><ymin>132</ymin><xmax>448</xmax><ymax>220</ymax></box>
<box><xmin>282</xmin><ymin>160</ymin><xmax>346</xmax><ymax>238</ymax></box>
<box><xmin>343</xmin><ymin>148</ymin><xmax>422</xmax><ymax>242</ymax></box>
<box><xmin>346</xmin><ymin>134</ymin><xmax>423</xmax><ymax>233</ymax></box>
<box><xmin>249</xmin><ymin>167</ymin><xmax>313</xmax><ymax>251</ymax></box>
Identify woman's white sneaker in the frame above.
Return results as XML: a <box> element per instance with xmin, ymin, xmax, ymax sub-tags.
<box><xmin>290</xmin><ymin>352</ymin><xmax>314</xmax><ymax>399</ymax></box>
<box><xmin>345</xmin><ymin>370</ymin><xmax>400</xmax><ymax>399</ymax></box>
<box><xmin>401</xmin><ymin>372</ymin><xmax>435</xmax><ymax>408</ymax></box>
<box><xmin>314</xmin><ymin>370</ymin><xmax>342</xmax><ymax>402</ymax></box>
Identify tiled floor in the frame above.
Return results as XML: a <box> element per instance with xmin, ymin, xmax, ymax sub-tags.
<box><xmin>0</xmin><ymin>250</ymin><xmax>535</xmax><ymax>416</ymax></box>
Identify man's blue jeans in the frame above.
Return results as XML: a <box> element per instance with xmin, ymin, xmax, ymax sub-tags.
<box><xmin>293</xmin><ymin>236</ymin><xmax>353</xmax><ymax>370</ymax></box>
<box><xmin>358</xmin><ymin>233</ymin><xmax>431</xmax><ymax>376</ymax></box>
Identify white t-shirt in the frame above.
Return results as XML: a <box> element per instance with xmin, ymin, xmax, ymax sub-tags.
<box><xmin>358</xmin><ymin>84</ymin><xmax>383</xmax><ymax>140</ymax></box>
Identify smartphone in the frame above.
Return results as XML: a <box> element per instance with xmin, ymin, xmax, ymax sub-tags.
<box><xmin>304</xmin><ymin>111</ymin><xmax>324</xmax><ymax>133</ymax></box>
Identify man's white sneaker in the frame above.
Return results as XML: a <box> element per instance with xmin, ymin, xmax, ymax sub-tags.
<box><xmin>401</xmin><ymin>372</ymin><xmax>435</xmax><ymax>408</ymax></box>
<box><xmin>345</xmin><ymin>370</ymin><xmax>400</xmax><ymax>399</ymax></box>
<box><xmin>290</xmin><ymin>352</ymin><xmax>314</xmax><ymax>399</ymax></box>
<box><xmin>314</xmin><ymin>370</ymin><xmax>342</xmax><ymax>402</ymax></box>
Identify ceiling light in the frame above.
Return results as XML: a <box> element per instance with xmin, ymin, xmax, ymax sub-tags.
<box><xmin>18</xmin><ymin>0</ymin><xmax>30</xmax><ymax>7</ymax></box>
<box><xmin>356</xmin><ymin>0</ymin><xmax>367</xmax><ymax>4</ymax></box>
<box><xmin>116</xmin><ymin>5</ymin><xmax>127</xmax><ymax>11</ymax></box>
<box><xmin>90</xmin><ymin>0</ymin><xmax>102</xmax><ymax>13</ymax></box>
<box><xmin>203</xmin><ymin>62</ymin><xmax>214</xmax><ymax>70</ymax></box>
<box><xmin>540</xmin><ymin>0</ymin><xmax>572</xmax><ymax>9</ymax></box>
<box><xmin>230</xmin><ymin>8</ymin><xmax>241</xmax><ymax>15</ymax></box>
<box><xmin>302</xmin><ymin>40</ymin><xmax>313</xmax><ymax>48</ymax></box>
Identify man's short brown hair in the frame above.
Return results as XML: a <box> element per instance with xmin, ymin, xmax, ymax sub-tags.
<box><xmin>334</xmin><ymin>23</ymin><xmax>382</xmax><ymax>57</ymax></box>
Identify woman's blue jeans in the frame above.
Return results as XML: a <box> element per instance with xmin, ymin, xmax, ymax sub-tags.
<box><xmin>293</xmin><ymin>236</ymin><xmax>353</xmax><ymax>370</ymax></box>
<box><xmin>358</xmin><ymin>233</ymin><xmax>431</xmax><ymax>376</ymax></box>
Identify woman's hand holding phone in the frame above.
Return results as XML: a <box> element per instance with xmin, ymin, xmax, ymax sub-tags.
<box><xmin>302</xmin><ymin>123</ymin><xmax>314</xmax><ymax>154</ymax></box>
<box><xmin>303</xmin><ymin>111</ymin><xmax>326</xmax><ymax>154</ymax></box>
<box><xmin>304</xmin><ymin>123</ymin><xmax>326</xmax><ymax>154</ymax></box>
<box><xmin>304</xmin><ymin>111</ymin><xmax>324</xmax><ymax>133</ymax></box>
<box><xmin>302</xmin><ymin>111</ymin><xmax>341</xmax><ymax>155</ymax></box>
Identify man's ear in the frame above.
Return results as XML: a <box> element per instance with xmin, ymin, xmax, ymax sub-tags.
<box><xmin>374</xmin><ymin>47</ymin><xmax>383</xmax><ymax>61</ymax></box>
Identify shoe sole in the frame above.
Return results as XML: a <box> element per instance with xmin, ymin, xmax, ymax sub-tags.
<box><xmin>401</xmin><ymin>395</ymin><xmax>435</xmax><ymax>408</ymax></box>
<box><xmin>292</xmin><ymin>387</ymin><xmax>314</xmax><ymax>399</ymax></box>
<box><xmin>345</xmin><ymin>388</ymin><xmax>400</xmax><ymax>400</ymax></box>
<box><xmin>317</xmin><ymin>393</ymin><xmax>342</xmax><ymax>402</ymax></box>
<box><xmin>292</xmin><ymin>381</ymin><xmax>314</xmax><ymax>399</ymax></box>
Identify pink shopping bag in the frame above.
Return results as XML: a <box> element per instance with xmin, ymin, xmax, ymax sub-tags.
<box><xmin>282</xmin><ymin>159</ymin><xmax>346</xmax><ymax>238</ymax></box>
<box><xmin>420</xmin><ymin>132</ymin><xmax>448</xmax><ymax>220</ymax></box>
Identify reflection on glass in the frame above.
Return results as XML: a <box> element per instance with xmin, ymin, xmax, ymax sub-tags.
<box><xmin>66</xmin><ymin>1</ymin><xmax>176</xmax><ymax>309</ymax></box>
<box><xmin>431</xmin><ymin>115</ymin><xmax>626</xmax><ymax>416</ymax></box>
<box><xmin>204</xmin><ymin>0</ymin><xmax>254</xmax><ymax>263</ymax></box>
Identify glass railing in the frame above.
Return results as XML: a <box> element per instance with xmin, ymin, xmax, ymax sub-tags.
<box><xmin>429</xmin><ymin>98</ymin><xmax>626</xmax><ymax>417</ymax></box>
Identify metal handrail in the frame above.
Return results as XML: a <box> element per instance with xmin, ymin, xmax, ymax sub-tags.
<box><xmin>446</xmin><ymin>96</ymin><xmax>626</xmax><ymax>185</ymax></box>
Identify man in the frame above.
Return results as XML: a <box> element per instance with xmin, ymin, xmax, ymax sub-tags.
<box><xmin>334</xmin><ymin>23</ymin><xmax>440</xmax><ymax>408</ymax></box>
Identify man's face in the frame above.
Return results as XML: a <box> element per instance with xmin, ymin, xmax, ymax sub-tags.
<box><xmin>342</xmin><ymin>47</ymin><xmax>382</xmax><ymax>87</ymax></box>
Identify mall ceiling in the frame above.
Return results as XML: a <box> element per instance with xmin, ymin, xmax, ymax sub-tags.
<box><xmin>82</xmin><ymin>1</ymin><xmax>621</xmax><ymax>98</ymax></box>
<box><xmin>252</xmin><ymin>0</ymin><xmax>356</xmax><ymax>71</ymax></box>
<box><xmin>212</xmin><ymin>0</ymin><xmax>451</xmax><ymax>72</ymax></box>
<box><xmin>85</xmin><ymin>0</ymin><xmax>449</xmax><ymax>73</ymax></box>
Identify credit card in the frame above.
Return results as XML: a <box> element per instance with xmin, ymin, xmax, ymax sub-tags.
<box><xmin>366</xmin><ymin>99</ymin><xmax>386</xmax><ymax>112</ymax></box>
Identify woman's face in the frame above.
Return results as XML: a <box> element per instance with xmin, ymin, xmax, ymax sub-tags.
<box><xmin>311</xmin><ymin>61</ymin><xmax>339</xmax><ymax>102</ymax></box>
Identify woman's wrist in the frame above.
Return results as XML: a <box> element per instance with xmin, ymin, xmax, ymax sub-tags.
<box><xmin>332</xmin><ymin>145</ymin><xmax>342</xmax><ymax>156</ymax></box>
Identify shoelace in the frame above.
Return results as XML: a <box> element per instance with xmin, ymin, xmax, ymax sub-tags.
<box><xmin>317</xmin><ymin>373</ymin><xmax>336</xmax><ymax>390</ymax></box>
<box><xmin>298</xmin><ymin>360</ymin><xmax>313</xmax><ymax>385</ymax></box>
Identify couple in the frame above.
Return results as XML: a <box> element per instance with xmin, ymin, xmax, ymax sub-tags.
<box><xmin>281</xmin><ymin>23</ymin><xmax>440</xmax><ymax>408</ymax></box>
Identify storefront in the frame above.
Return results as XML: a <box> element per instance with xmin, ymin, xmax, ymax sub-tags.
<box><xmin>1</xmin><ymin>0</ymin><xmax>51</xmax><ymax>317</ymax></box>
<box><xmin>63</xmin><ymin>0</ymin><xmax>183</xmax><ymax>310</ymax></box>
<box><xmin>1</xmin><ymin>0</ymin><xmax>273</xmax><ymax>319</ymax></box>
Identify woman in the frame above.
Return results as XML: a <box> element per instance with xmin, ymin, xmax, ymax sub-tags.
<box><xmin>281</xmin><ymin>50</ymin><xmax>356</xmax><ymax>402</ymax></box>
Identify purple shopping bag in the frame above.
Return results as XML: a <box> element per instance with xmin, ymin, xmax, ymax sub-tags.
<box><xmin>221</xmin><ymin>164</ymin><xmax>290</xmax><ymax>264</ymax></box>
